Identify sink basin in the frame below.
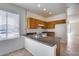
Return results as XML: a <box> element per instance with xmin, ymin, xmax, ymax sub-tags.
<box><xmin>34</xmin><ymin>35</ymin><xmax>42</xmax><ymax>39</ymax></box>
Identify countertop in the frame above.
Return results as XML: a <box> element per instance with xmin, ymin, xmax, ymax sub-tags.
<box><xmin>23</xmin><ymin>35</ymin><xmax>60</xmax><ymax>47</ymax></box>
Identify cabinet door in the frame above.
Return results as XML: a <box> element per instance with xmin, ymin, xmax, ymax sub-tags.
<box><xmin>47</xmin><ymin>32</ymin><xmax>55</xmax><ymax>36</ymax></box>
<box><xmin>36</xmin><ymin>20</ymin><xmax>45</xmax><ymax>28</ymax></box>
<box><xmin>24</xmin><ymin>37</ymin><xmax>56</xmax><ymax>56</ymax></box>
<box><xmin>27</xmin><ymin>18</ymin><xmax>45</xmax><ymax>29</ymax></box>
<box><xmin>45</xmin><ymin>22</ymin><xmax>55</xmax><ymax>29</ymax></box>
<box><xmin>28</xmin><ymin>18</ymin><xmax>37</xmax><ymax>29</ymax></box>
<box><xmin>37</xmin><ymin>20</ymin><xmax>43</xmax><ymax>25</ymax></box>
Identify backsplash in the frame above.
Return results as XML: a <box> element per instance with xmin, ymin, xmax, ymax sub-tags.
<box><xmin>44</xmin><ymin>29</ymin><xmax>55</xmax><ymax>32</ymax></box>
<box><xmin>26</xmin><ymin>29</ymin><xmax>45</xmax><ymax>33</ymax></box>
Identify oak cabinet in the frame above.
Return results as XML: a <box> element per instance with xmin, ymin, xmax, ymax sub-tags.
<box><xmin>27</xmin><ymin>17</ymin><xmax>66</xmax><ymax>29</ymax></box>
<box><xmin>44</xmin><ymin>20</ymin><xmax>66</xmax><ymax>29</ymax></box>
<box><xmin>47</xmin><ymin>32</ymin><xmax>55</xmax><ymax>36</ymax></box>
<box><xmin>36</xmin><ymin>19</ymin><xmax>45</xmax><ymax>27</ymax></box>
<box><xmin>27</xmin><ymin>17</ymin><xmax>45</xmax><ymax>29</ymax></box>
<box><xmin>43</xmin><ymin>32</ymin><xmax>55</xmax><ymax>36</ymax></box>
<box><xmin>44</xmin><ymin>22</ymin><xmax>55</xmax><ymax>29</ymax></box>
<box><xmin>27</xmin><ymin>18</ymin><xmax>37</xmax><ymax>28</ymax></box>
<box><xmin>51</xmin><ymin>20</ymin><xmax>66</xmax><ymax>24</ymax></box>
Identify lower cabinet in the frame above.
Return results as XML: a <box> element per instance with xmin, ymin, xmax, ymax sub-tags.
<box><xmin>24</xmin><ymin>37</ymin><xmax>56</xmax><ymax>56</ymax></box>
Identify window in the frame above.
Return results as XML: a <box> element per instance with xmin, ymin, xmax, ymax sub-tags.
<box><xmin>0</xmin><ymin>10</ymin><xmax>6</xmax><ymax>39</ymax></box>
<box><xmin>0</xmin><ymin>10</ymin><xmax>19</xmax><ymax>40</ymax></box>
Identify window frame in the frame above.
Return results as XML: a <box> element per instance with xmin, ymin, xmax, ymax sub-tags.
<box><xmin>0</xmin><ymin>10</ymin><xmax>20</xmax><ymax>40</ymax></box>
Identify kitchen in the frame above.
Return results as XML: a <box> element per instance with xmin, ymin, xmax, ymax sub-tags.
<box><xmin>0</xmin><ymin>3</ymin><xmax>67</xmax><ymax>56</ymax></box>
<box><xmin>24</xmin><ymin>17</ymin><xmax>66</xmax><ymax>56</ymax></box>
<box><xmin>23</xmin><ymin>3</ymin><xmax>67</xmax><ymax>56</ymax></box>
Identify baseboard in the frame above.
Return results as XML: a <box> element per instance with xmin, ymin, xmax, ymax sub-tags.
<box><xmin>24</xmin><ymin>48</ymin><xmax>34</xmax><ymax>56</ymax></box>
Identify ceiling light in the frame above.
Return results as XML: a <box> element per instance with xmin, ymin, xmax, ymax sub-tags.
<box><xmin>38</xmin><ymin>4</ymin><xmax>41</xmax><ymax>7</ymax></box>
<box><xmin>43</xmin><ymin>8</ymin><xmax>46</xmax><ymax>11</ymax></box>
<box><xmin>49</xmin><ymin>12</ymin><xmax>52</xmax><ymax>14</ymax></box>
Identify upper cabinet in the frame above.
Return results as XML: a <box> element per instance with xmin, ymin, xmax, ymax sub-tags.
<box><xmin>44</xmin><ymin>20</ymin><xmax>66</xmax><ymax>29</ymax></box>
<box><xmin>27</xmin><ymin>17</ymin><xmax>66</xmax><ymax>29</ymax></box>
<box><xmin>51</xmin><ymin>19</ymin><xmax>66</xmax><ymax>24</ymax></box>
<box><xmin>27</xmin><ymin>17</ymin><xmax>45</xmax><ymax>29</ymax></box>
<box><xmin>44</xmin><ymin>22</ymin><xmax>55</xmax><ymax>29</ymax></box>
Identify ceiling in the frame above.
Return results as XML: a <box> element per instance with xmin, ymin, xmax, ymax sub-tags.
<box><xmin>13</xmin><ymin>3</ymin><xmax>66</xmax><ymax>17</ymax></box>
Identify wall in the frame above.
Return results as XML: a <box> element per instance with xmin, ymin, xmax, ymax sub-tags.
<box><xmin>67</xmin><ymin>5</ymin><xmax>79</xmax><ymax>23</ymax></box>
<box><xmin>70</xmin><ymin>23</ymin><xmax>79</xmax><ymax>34</ymax></box>
<box><xmin>67</xmin><ymin>4</ymin><xmax>79</xmax><ymax>53</ymax></box>
<box><xmin>46</xmin><ymin>13</ymin><xmax>66</xmax><ymax>22</ymax></box>
<box><xmin>26</xmin><ymin>11</ymin><xmax>45</xmax><ymax>33</ymax></box>
<box><xmin>0</xmin><ymin>3</ymin><xmax>25</xmax><ymax>55</ymax></box>
<box><xmin>68</xmin><ymin>4</ymin><xmax>79</xmax><ymax>35</ymax></box>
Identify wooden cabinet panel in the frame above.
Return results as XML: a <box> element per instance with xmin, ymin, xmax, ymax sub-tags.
<box><xmin>47</xmin><ymin>32</ymin><xmax>55</xmax><ymax>36</ymax></box>
<box><xmin>47</xmin><ymin>22</ymin><xmax>55</xmax><ymax>29</ymax></box>
<box><xmin>44</xmin><ymin>19</ymin><xmax>66</xmax><ymax>29</ymax></box>
<box><xmin>27</xmin><ymin>17</ymin><xmax>45</xmax><ymax>29</ymax></box>
<box><xmin>44</xmin><ymin>22</ymin><xmax>55</xmax><ymax>29</ymax></box>
<box><xmin>51</xmin><ymin>20</ymin><xmax>66</xmax><ymax>24</ymax></box>
<box><xmin>27</xmin><ymin>17</ymin><xmax>66</xmax><ymax>29</ymax></box>
<box><xmin>37</xmin><ymin>20</ymin><xmax>45</xmax><ymax>29</ymax></box>
<box><xmin>43</xmin><ymin>32</ymin><xmax>55</xmax><ymax>36</ymax></box>
<box><xmin>27</xmin><ymin>18</ymin><xmax>37</xmax><ymax>28</ymax></box>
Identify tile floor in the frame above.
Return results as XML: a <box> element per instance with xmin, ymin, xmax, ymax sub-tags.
<box><xmin>61</xmin><ymin>33</ymin><xmax>79</xmax><ymax>56</ymax></box>
<box><xmin>3</xmin><ymin>49</ymin><xmax>33</xmax><ymax>56</ymax></box>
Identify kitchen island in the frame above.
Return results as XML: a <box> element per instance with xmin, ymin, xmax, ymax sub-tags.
<box><xmin>23</xmin><ymin>35</ymin><xmax>60</xmax><ymax>56</ymax></box>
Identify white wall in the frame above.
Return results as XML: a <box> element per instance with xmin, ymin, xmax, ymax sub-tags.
<box><xmin>46</xmin><ymin>13</ymin><xmax>66</xmax><ymax>22</ymax></box>
<box><xmin>68</xmin><ymin>5</ymin><xmax>79</xmax><ymax>35</ymax></box>
<box><xmin>0</xmin><ymin>3</ymin><xmax>25</xmax><ymax>55</ymax></box>
<box><xmin>26</xmin><ymin>11</ymin><xmax>45</xmax><ymax>33</ymax></box>
<box><xmin>67</xmin><ymin>6</ymin><xmax>79</xmax><ymax>23</ymax></box>
<box><xmin>70</xmin><ymin>23</ymin><xmax>79</xmax><ymax>34</ymax></box>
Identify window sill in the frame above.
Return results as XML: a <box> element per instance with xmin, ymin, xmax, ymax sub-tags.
<box><xmin>0</xmin><ymin>37</ymin><xmax>20</xmax><ymax>41</ymax></box>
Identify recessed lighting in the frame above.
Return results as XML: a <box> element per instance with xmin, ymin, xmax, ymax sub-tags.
<box><xmin>49</xmin><ymin>12</ymin><xmax>52</xmax><ymax>14</ymax></box>
<box><xmin>43</xmin><ymin>8</ymin><xmax>46</xmax><ymax>11</ymax></box>
<box><xmin>38</xmin><ymin>4</ymin><xmax>41</xmax><ymax>7</ymax></box>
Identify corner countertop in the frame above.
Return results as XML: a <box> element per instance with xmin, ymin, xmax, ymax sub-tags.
<box><xmin>23</xmin><ymin>35</ymin><xmax>60</xmax><ymax>47</ymax></box>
